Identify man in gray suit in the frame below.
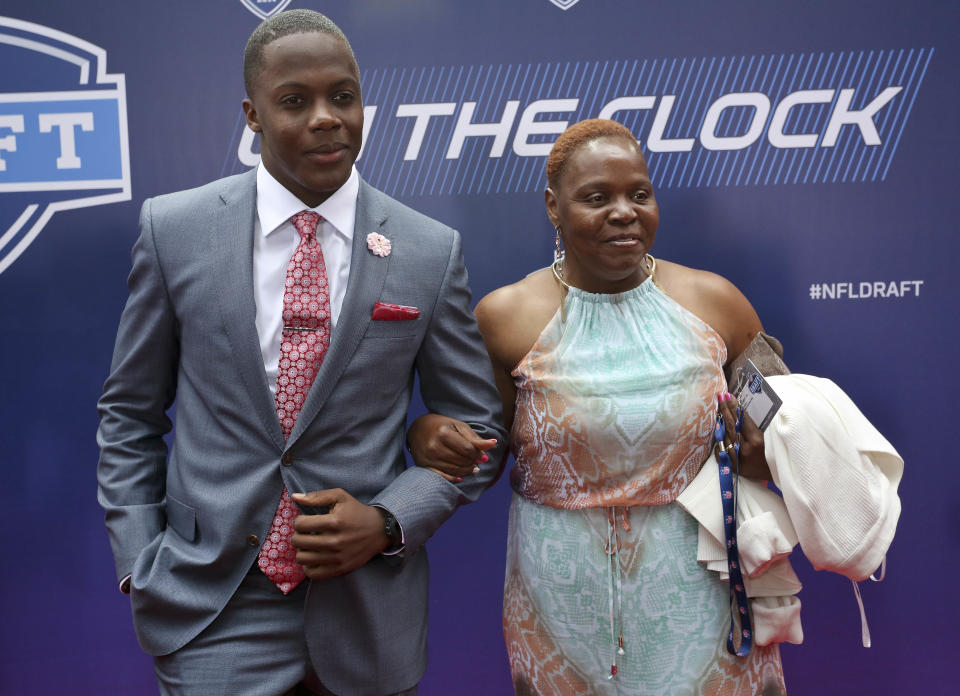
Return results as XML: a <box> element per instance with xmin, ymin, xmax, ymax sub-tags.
<box><xmin>96</xmin><ymin>10</ymin><xmax>506</xmax><ymax>696</ymax></box>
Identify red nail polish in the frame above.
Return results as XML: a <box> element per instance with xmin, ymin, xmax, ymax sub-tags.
<box><xmin>480</xmin><ymin>454</ymin><xmax>489</xmax><ymax>463</ymax></box>
<box><xmin>456</xmin><ymin>477</ymin><xmax>463</xmax><ymax>483</ymax></box>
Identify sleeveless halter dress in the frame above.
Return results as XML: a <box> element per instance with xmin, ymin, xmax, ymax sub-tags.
<box><xmin>503</xmin><ymin>274</ymin><xmax>786</xmax><ymax>695</ymax></box>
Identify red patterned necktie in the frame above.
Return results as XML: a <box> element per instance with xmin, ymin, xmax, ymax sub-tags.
<box><xmin>257</xmin><ymin>210</ymin><xmax>331</xmax><ymax>593</ymax></box>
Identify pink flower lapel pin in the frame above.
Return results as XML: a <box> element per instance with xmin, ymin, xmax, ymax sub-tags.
<box><xmin>366</xmin><ymin>232</ymin><xmax>392</xmax><ymax>257</ymax></box>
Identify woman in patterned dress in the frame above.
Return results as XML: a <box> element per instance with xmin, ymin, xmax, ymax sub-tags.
<box><xmin>409</xmin><ymin>119</ymin><xmax>786</xmax><ymax>695</ymax></box>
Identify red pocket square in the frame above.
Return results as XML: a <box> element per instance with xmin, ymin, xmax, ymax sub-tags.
<box><xmin>372</xmin><ymin>302</ymin><xmax>420</xmax><ymax>321</ymax></box>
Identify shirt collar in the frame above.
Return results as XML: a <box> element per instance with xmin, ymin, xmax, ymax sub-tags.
<box><xmin>255</xmin><ymin>164</ymin><xmax>359</xmax><ymax>242</ymax></box>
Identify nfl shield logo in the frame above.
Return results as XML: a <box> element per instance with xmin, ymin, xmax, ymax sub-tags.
<box><xmin>239</xmin><ymin>0</ymin><xmax>294</xmax><ymax>21</ymax></box>
<box><xmin>0</xmin><ymin>17</ymin><xmax>130</xmax><ymax>275</ymax></box>
<box><xmin>549</xmin><ymin>0</ymin><xmax>582</xmax><ymax>9</ymax></box>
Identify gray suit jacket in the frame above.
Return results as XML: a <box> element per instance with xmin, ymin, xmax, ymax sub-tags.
<box><xmin>96</xmin><ymin>169</ymin><xmax>507</xmax><ymax>695</ymax></box>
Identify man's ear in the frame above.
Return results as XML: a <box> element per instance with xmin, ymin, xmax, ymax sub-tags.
<box><xmin>242</xmin><ymin>98</ymin><xmax>261</xmax><ymax>133</ymax></box>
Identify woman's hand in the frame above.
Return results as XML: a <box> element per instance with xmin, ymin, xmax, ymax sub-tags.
<box><xmin>407</xmin><ymin>413</ymin><xmax>498</xmax><ymax>483</ymax></box>
<box><xmin>715</xmin><ymin>392</ymin><xmax>771</xmax><ymax>481</ymax></box>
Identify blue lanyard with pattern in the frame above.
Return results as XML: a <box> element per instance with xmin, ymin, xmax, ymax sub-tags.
<box><xmin>715</xmin><ymin>407</ymin><xmax>753</xmax><ymax>657</ymax></box>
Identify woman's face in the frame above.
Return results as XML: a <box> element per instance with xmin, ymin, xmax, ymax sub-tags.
<box><xmin>546</xmin><ymin>136</ymin><xmax>659</xmax><ymax>293</ymax></box>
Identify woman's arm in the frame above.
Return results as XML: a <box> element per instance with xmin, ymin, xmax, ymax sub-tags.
<box><xmin>705</xmin><ymin>276</ymin><xmax>770</xmax><ymax>480</ymax></box>
<box><xmin>407</xmin><ymin>271</ymin><xmax>559</xmax><ymax>482</ymax></box>
<box><xmin>658</xmin><ymin>260</ymin><xmax>770</xmax><ymax>479</ymax></box>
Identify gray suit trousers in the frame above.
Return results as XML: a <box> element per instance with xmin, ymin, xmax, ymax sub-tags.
<box><xmin>153</xmin><ymin>565</ymin><xmax>418</xmax><ymax>696</ymax></box>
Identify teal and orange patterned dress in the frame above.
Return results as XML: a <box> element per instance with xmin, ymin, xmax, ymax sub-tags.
<box><xmin>503</xmin><ymin>273</ymin><xmax>786</xmax><ymax>695</ymax></box>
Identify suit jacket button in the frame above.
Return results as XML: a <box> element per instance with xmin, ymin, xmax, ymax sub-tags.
<box><xmin>281</xmin><ymin>452</ymin><xmax>294</xmax><ymax>467</ymax></box>
<box><xmin>246</xmin><ymin>534</ymin><xmax>260</xmax><ymax>547</ymax></box>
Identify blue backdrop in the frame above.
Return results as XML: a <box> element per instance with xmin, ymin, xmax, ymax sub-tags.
<box><xmin>1</xmin><ymin>1</ymin><xmax>955</xmax><ymax>693</ymax></box>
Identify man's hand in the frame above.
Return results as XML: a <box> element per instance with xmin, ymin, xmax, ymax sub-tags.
<box><xmin>290</xmin><ymin>489</ymin><xmax>388</xmax><ymax>580</ymax></box>
<box><xmin>407</xmin><ymin>413</ymin><xmax>498</xmax><ymax>482</ymax></box>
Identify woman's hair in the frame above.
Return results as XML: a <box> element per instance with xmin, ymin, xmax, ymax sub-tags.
<box><xmin>546</xmin><ymin>119</ymin><xmax>638</xmax><ymax>189</ymax></box>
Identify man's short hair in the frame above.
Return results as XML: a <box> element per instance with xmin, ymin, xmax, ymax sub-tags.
<box><xmin>243</xmin><ymin>9</ymin><xmax>358</xmax><ymax>95</ymax></box>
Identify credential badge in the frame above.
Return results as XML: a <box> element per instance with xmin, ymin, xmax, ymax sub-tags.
<box><xmin>239</xmin><ymin>0</ymin><xmax>294</xmax><ymax>21</ymax></box>
<box><xmin>0</xmin><ymin>16</ymin><xmax>131</xmax><ymax>275</ymax></box>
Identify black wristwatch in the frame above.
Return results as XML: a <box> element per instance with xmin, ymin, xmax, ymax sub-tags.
<box><xmin>379</xmin><ymin>508</ymin><xmax>402</xmax><ymax>551</ymax></box>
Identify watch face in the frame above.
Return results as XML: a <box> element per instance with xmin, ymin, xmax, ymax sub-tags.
<box><xmin>384</xmin><ymin>514</ymin><xmax>401</xmax><ymax>542</ymax></box>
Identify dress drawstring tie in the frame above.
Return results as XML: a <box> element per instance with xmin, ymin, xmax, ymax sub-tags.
<box><xmin>605</xmin><ymin>506</ymin><xmax>631</xmax><ymax>679</ymax></box>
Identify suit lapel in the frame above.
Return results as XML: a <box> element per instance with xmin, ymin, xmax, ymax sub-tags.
<box><xmin>287</xmin><ymin>180</ymin><xmax>390</xmax><ymax>446</ymax></box>
<box><xmin>213</xmin><ymin>169</ymin><xmax>286</xmax><ymax>450</ymax></box>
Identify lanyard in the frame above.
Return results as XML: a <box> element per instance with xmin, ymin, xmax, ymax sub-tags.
<box><xmin>715</xmin><ymin>408</ymin><xmax>753</xmax><ymax>657</ymax></box>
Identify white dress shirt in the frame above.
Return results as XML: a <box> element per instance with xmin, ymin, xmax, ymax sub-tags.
<box><xmin>253</xmin><ymin>164</ymin><xmax>359</xmax><ymax>397</ymax></box>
